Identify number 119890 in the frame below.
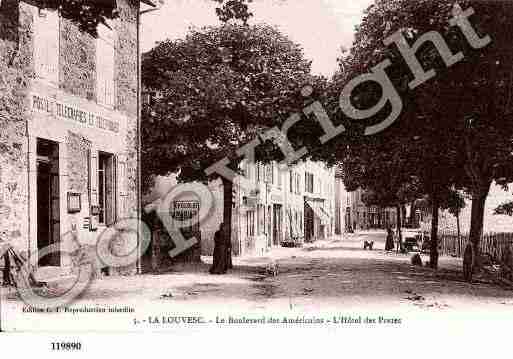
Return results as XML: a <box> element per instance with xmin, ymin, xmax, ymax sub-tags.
<box><xmin>51</xmin><ymin>342</ymin><xmax>82</xmax><ymax>351</ymax></box>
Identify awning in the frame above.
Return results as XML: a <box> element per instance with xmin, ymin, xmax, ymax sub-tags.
<box><xmin>305</xmin><ymin>200</ymin><xmax>330</xmax><ymax>225</ymax></box>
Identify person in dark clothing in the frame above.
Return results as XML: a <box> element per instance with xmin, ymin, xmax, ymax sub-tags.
<box><xmin>2</xmin><ymin>251</ymin><xmax>12</xmax><ymax>286</ymax></box>
<box><xmin>226</xmin><ymin>238</ymin><xmax>233</xmax><ymax>270</ymax></box>
<box><xmin>385</xmin><ymin>227</ymin><xmax>395</xmax><ymax>251</ymax></box>
<box><xmin>209</xmin><ymin>223</ymin><xmax>227</xmax><ymax>274</ymax></box>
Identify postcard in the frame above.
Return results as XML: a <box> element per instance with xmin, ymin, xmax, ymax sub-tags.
<box><xmin>1</xmin><ymin>0</ymin><xmax>513</xmax><ymax>356</ymax></box>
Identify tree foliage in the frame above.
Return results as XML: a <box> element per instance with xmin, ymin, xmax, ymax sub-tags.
<box><xmin>37</xmin><ymin>0</ymin><xmax>119</xmax><ymax>37</ymax></box>
<box><xmin>142</xmin><ymin>23</ymin><xmax>313</xmax><ymax>188</ymax></box>
<box><xmin>212</xmin><ymin>0</ymin><xmax>253</xmax><ymax>24</ymax></box>
<box><xmin>321</xmin><ymin>0</ymin><xmax>513</xmax><ymax>273</ymax></box>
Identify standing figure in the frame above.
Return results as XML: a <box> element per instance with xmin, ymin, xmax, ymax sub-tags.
<box><xmin>2</xmin><ymin>251</ymin><xmax>12</xmax><ymax>286</ymax></box>
<box><xmin>385</xmin><ymin>227</ymin><xmax>395</xmax><ymax>251</ymax></box>
<box><xmin>210</xmin><ymin>223</ymin><xmax>227</xmax><ymax>274</ymax></box>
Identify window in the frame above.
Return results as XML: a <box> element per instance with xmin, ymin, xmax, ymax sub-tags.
<box><xmin>256</xmin><ymin>162</ymin><xmax>262</xmax><ymax>182</ymax></box>
<box><xmin>257</xmin><ymin>204</ymin><xmax>265</xmax><ymax>235</ymax></box>
<box><xmin>305</xmin><ymin>172</ymin><xmax>314</xmax><ymax>193</ymax></box>
<box><xmin>96</xmin><ymin>22</ymin><xmax>115</xmax><ymax>107</ymax></box>
<box><xmin>246</xmin><ymin>211</ymin><xmax>255</xmax><ymax>237</ymax></box>
<box><xmin>265</xmin><ymin>163</ymin><xmax>273</xmax><ymax>184</ymax></box>
<box><xmin>118</xmin><ymin>160</ymin><xmax>128</xmax><ymax>216</ymax></box>
<box><xmin>98</xmin><ymin>152</ymin><xmax>116</xmax><ymax>225</ymax></box>
<box><xmin>289</xmin><ymin>171</ymin><xmax>293</xmax><ymax>193</ymax></box>
<box><xmin>34</xmin><ymin>8</ymin><xmax>59</xmax><ymax>83</ymax></box>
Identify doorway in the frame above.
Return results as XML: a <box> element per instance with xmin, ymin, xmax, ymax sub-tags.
<box><xmin>304</xmin><ymin>203</ymin><xmax>314</xmax><ymax>243</ymax></box>
<box><xmin>272</xmin><ymin>204</ymin><xmax>282</xmax><ymax>246</ymax></box>
<box><xmin>36</xmin><ymin>138</ymin><xmax>60</xmax><ymax>267</ymax></box>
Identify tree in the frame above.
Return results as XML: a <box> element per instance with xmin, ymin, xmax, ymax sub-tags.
<box><xmin>318</xmin><ymin>0</ymin><xmax>513</xmax><ymax>276</ymax></box>
<box><xmin>442</xmin><ymin>190</ymin><xmax>466</xmax><ymax>242</ymax></box>
<box><xmin>141</xmin><ymin>23</ymin><xmax>313</xmax><ymax>269</ymax></box>
<box><xmin>351</xmin><ymin>144</ymin><xmax>423</xmax><ymax>253</ymax></box>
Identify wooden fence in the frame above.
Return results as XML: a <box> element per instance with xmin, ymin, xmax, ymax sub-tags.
<box><xmin>435</xmin><ymin>231</ymin><xmax>513</xmax><ymax>261</ymax></box>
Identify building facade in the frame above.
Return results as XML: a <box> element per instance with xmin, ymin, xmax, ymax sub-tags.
<box><xmin>341</xmin><ymin>187</ymin><xmax>404</xmax><ymax>231</ymax></box>
<box><xmin>334</xmin><ymin>170</ymin><xmax>349</xmax><ymax>235</ymax></box>
<box><xmin>233</xmin><ymin>160</ymin><xmax>335</xmax><ymax>256</ymax></box>
<box><xmin>0</xmin><ymin>0</ymin><xmax>143</xmax><ymax>275</ymax></box>
<box><xmin>144</xmin><ymin>160</ymin><xmax>336</xmax><ymax>260</ymax></box>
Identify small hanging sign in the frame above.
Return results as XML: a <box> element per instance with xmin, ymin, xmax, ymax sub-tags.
<box><xmin>67</xmin><ymin>192</ymin><xmax>82</xmax><ymax>213</ymax></box>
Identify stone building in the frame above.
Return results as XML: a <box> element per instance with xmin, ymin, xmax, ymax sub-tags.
<box><xmin>0</xmin><ymin>0</ymin><xmax>147</xmax><ymax>275</ymax></box>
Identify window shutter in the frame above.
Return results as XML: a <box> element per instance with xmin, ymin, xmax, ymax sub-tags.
<box><xmin>34</xmin><ymin>8</ymin><xmax>59</xmax><ymax>83</ymax></box>
<box><xmin>96</xmin><ymin>22</ymin><xmax>115</xmax><ymax>106</ymax></box>
<box><xmin>117</xmin><ymin>157</ymin><xmax>128</xmax><ymax>218</ymax></box>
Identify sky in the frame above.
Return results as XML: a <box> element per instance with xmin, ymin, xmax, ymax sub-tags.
<box><xmin>140</xmin><ymin>0</ymin><xmax>374</xmax><ymax>77</ymax></box>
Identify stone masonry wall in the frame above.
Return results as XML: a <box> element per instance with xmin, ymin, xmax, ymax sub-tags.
<box><xmin>0</xmin><ymin>0</ymin><xmax>33</xmax><ymax>255</ymax></box>
<box><xmin>114</xmin><ymin>0</ymin><xmax>138</xmax><ymax>222</ymax></box>
<box><xmin>59</xmin><ymin>17</ymin><xmax>96</xmax><ymax>101</ymax></box>
<box><xmin>111</xmin><ymin>0</ymin><xmax>139</xmax><ymax>275</ymax></box>
<box><xmin>66</xmin><ymin>131</ymin><xmax>91</xmax><ymax>194</ymax></box>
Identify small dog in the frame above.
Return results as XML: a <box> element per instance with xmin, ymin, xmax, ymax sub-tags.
<box><xmin>363</xmin><ymin>241</ymin><xmax>374</xmax><ymax>250</ymax></box>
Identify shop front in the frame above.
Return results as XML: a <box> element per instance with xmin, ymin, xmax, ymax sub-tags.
<box><xmin>28</xmin><ymin>83</ymin><xmax>136</xmax><ymax>274</ymax></box>
<box><xmin>304</xmin><ymin>198</ymin><xmax>331</xmax><ymax>242</ymax></box>
<box><xmin>270</xmin><ymin>193</ymin><xmax>283</xmax><ymax>247</ymax></box>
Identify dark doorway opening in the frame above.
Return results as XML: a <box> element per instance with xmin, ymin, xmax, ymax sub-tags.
<box><xmin>36</xmin><ymin>138</ymin><xmax>60</xmax><ymax>267</ymax></box>
<box><xmin>272</xmin><ymin>204</ymin><xmax>282</xmax><ymax>246</ymax></box>
<box><xmin>304</xmin><ymin>203</ymin><xmax>314</xmax><ymax>243</ymax></box>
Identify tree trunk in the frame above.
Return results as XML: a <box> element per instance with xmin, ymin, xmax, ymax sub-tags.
<box><xmin>468</xmin><ymin>186</ymin><xmax>490</xmax><ymax>273</ymax></box>
<box><xmin>410</xmin><ymin>200</ymin><xmax>416</xmax><ymax>227</ymax></box>
<box><xmin>456</xmin><ymin>213</ymin><xmax>461</xmax><ymax>243</ymax></box>
<box><xmin>151</xmin><ymin>228</ymin><xmax>160</xmax><ymax>273</ymax></box>
<box><xmin>430</xmin><ymin>195</ymin><xmax>439</xmax><ymax>269</ymax></box>
<box><xmin>222</xmin><ymin>177</ymin><xmax>233</xmax><ymax>270</ymax></box>
<box><xmin>463</xmin><ymin>132</ymin><xmax>493</xmax><ymax>279</ymax></box>
<box><xmin>396</xmin><ymin>204</ymin><xmax>403</xmax><ymax>253</ymax></box>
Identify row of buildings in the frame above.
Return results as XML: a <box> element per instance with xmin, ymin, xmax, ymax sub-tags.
<box><xmin>232</xmin><ymin>160</ymin><xmax>336</xmax><ymax>256</ymax></box>
<box><xmin>334</xmin><ymin>179</ymin><xmax>406</xmax><ymax>234</ymax></box>
<box><xmin>146</xmin><ymin>160</ymin><xmax>336</xmax><ymax>260</ymax></box>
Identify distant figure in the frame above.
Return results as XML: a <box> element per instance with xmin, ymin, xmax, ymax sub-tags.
<box><xmin>385</xmin><ymin>227</ymin><xmax>394</xmax><ymax>251</ymax></box>
<box><xmin>411</xmin><ymin>253</ymin><xmax>422</xmax><ymax>266</ymax></box>
<box><xmin>2</xmin><ymin>251</ymin><xmax>11</xmax><ymax>286</ymax></box>
<box><xmin>210</xmin><ymin>223</ymin><xmax>227</xmax><ymax>275</ymax></box>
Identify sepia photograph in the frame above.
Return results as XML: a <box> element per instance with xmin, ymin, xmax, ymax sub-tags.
<box><xmin>1</xmin><ymin>0</ymin><xmax>513</xmax><ymax>356</ymax></box>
